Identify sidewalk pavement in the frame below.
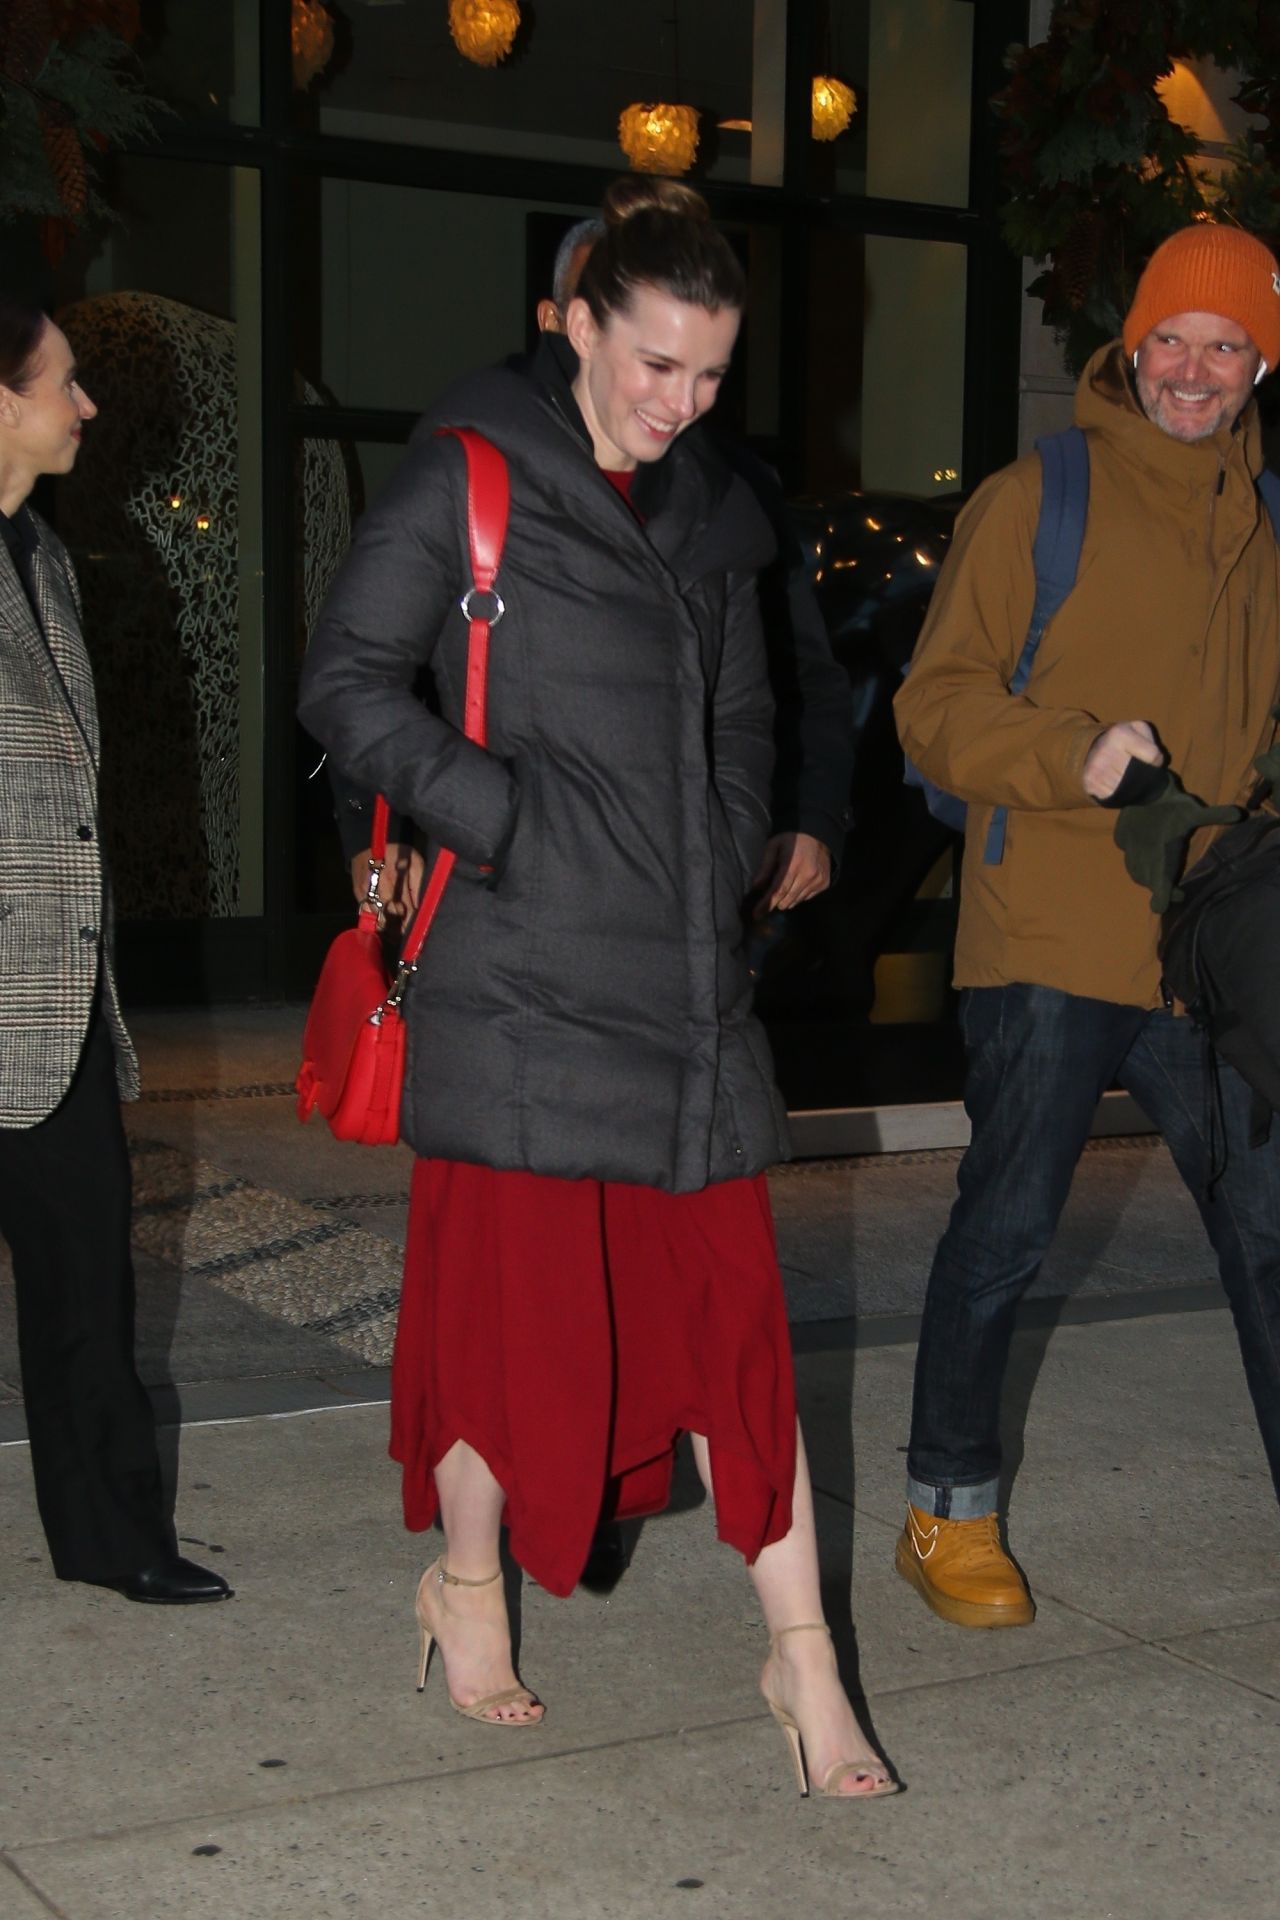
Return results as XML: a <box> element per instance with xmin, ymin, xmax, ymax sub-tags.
<box><xmin>1</xmin><ymin>1007</ymin><xmax>1277</xmax><ymax>1920</ymax></box>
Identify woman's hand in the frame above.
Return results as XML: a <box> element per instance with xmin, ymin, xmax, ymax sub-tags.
<box><xmin>349</xmin><ymin>842</ymin><xmax>426</xmax><ymax>919</ymax></box>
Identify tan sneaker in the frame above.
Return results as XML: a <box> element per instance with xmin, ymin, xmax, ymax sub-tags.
<box><xmin>895</xmin><ymin>1503</ymin><xmax>1035</xmax><ymax>1628</ymax></box>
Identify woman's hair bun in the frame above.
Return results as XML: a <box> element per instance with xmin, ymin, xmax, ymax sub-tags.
<box><xmin>602</xmin><ymin>176</ymin><xmax>710</xmax><ymax>229</ymax></box>
<box><xmin>578</xmin><ymin>175</ymin><xmax>744</xmax><ymax>321</ymax></box>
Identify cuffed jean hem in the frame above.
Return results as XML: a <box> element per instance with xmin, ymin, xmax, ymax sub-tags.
<box><xmin>907</xmin><ymin>1474</ymin><xmax>1000</xmax><ymax>1520</ymax></box>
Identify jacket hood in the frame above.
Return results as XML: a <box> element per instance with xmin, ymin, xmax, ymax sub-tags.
<box><xmin>1075</xmin><ymin>338</ymin><xmax>1265</xmax><ymax>488</ymax></box>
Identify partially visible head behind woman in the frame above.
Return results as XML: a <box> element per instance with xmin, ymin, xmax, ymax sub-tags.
<box><xmin>0</xmin><ymin>294</ymin><xmax>49</xmax><ymax>397</ymax></box>
<box><xmin>576</xmin><ymin>177</ymin><xmax>746</xmax><ymax>328</ymax></box>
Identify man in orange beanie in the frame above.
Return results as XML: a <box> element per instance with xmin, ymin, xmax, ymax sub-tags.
<box><xmin>892</xmin><ymin>221</ymin><xmax>1280</xmax><ymax>1629</ymax></box>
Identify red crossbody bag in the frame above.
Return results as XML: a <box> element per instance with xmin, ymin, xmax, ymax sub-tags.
<box><xmin>295</xmin><ymin>427</ymin><xmax>511</xmax><ymax>1144</ymax></box>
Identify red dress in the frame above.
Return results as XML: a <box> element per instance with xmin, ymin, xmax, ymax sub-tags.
<box><xmin>390</xmin><ymin>1159</ymin><xmax>797</xmax><ymax>1597</ymax></box>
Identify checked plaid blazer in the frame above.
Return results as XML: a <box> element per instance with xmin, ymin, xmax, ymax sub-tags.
<box><xmin>0</xmin><ymin>508</ymin><xmax>138</xmax><ymax>1127</ymax></box>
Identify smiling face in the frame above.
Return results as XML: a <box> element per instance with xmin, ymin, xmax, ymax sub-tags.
<box><xmin>565</xmin><ymin>283</ymin><xmax>740</xmax><ymax>471</ymax></box>
<box><xmin>1133</xmin><ymin>310</ymin><xmax>1262</xmax><ymax>444</ymax></box>
<box><xmin>0</xmin><ymin>319</ymin><xmax>97</xmax><ymax>515</ymax></box>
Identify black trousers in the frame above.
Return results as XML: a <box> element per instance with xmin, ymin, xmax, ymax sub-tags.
<box><xmin>0</xmin><ymin>1008</ymin><xmax>173</xmax><ymax>1581</ymax></box>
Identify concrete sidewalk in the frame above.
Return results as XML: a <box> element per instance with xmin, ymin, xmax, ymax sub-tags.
<box><xmin>1</xmin><ymin>1008</ymin><xmax>1277</xmax><ymax>1919</ymax></box>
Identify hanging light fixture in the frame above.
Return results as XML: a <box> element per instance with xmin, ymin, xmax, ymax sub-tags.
<box><xmin>448</xmin><ymin>0</ymin><xmax>521</xmax><ymax>68</ymax></box>
<box><xmin>811</xmin><ymin>75</ymin><xmax>857</xmax><ymax>141</ymax></box>
<box><xmin>291</xmin><ymin>0</ymin><xmax>335</xmax><ymax>90</ymax></box>
<box><xmin>619</xmin><ymin>4</ymin><xmax>698</xmax><ymax>176</ymax></box>
<box><xmin>618</xmin><ymin>102</ymin><xmax>700</xmax><ymax>175</ymax></box>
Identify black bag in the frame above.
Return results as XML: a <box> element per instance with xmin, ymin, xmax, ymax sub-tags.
<box><xmin>1159</xmin><ymin>812</ymin><xmax>1280</xmax><ymax>1143</ymax></box>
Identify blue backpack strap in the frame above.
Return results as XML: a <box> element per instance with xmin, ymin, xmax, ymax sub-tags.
<box><xmin>1258</xmin><ymin>468</ymin><xmax>1280</xmax><ymax>542</ymax></box>
<box><xmin>982</xmin><ymin>426</ymin><xmax>1090</xmax><ymax>864</ymax></box>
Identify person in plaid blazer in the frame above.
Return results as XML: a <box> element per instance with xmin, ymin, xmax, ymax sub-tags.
<box><xmin>0</xmin><ymin>295</ymin><xmax>230</xmax><ymax>1604</ymax></box>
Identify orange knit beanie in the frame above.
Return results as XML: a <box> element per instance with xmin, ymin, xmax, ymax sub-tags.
<box><xmin>1123</xmin><ymin>223</ymin><xmax>1280</xmax><ymax>369</ymax></box>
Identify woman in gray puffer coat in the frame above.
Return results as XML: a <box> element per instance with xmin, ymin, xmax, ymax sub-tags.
<box><xmin>298</xmin><ymin>179</ymin><xmax>896</xmax><ymax>1799</ymax></box>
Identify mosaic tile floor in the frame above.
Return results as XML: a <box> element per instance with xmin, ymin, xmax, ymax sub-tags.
<box><xmin>129</xmin><ymin>1137</ymin><xmax>403</xmax><ymax>1366</ymax></box>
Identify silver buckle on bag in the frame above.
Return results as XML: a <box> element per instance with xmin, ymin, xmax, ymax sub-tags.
<box><xmin>371</xmin><ymin>958</ymin><xmax>417</xmax><ymax>1025</ymax></box>
<box><xmin>364</xmin><ymin>855</ymin><xmax>387</xmax><ymax>931</ymax></box>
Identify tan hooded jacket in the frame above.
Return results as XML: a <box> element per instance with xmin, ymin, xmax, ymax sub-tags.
<box><xmin>895</xmin><ymin>341</ymin><xmax>1280</xmax><ymax>1008</ymax></box>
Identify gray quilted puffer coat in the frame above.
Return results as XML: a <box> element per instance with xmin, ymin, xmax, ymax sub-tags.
<box><xmin>299</xmin><ymin>336</ymin><xmax>790</xmax><ymax>1192</ymax></box>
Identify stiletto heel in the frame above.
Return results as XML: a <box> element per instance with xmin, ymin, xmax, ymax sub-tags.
<box><xmin>763</xmin><ymin>1623</ymin><xmax>899</xmax><ymax>1800</ymax></box>
<box><xmin>768</xmin><ymin>1702</ymin><xmax>808</xmax><ymax>1793</ymax></box>
<box><xmin>413</xmin><ymin>1559</ymin><xmax>544</xmax><ymax>1727</ymax></box>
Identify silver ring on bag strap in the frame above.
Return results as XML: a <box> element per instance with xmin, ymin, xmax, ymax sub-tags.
<box><xmin>460</xmin><ymin>585</ymin><xmax>505</xmax><ymax>625</ymax></box>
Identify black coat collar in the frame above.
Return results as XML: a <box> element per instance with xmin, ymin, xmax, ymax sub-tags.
<box><xmin>0</xmin><ymin>503</ymin><xmax>36</xmax><ymax>567</ymax></box>
<box><xmin>418</xmin><ymin>337</ymin><xmax>775</xmax><ymax>580</ymax></box>
<box><xmin>530</xmin><ymin>330</ymin><xmax>751</xmax><ymax>532</ymax></box>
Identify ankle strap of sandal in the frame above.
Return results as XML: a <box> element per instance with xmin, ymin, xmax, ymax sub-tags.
<box><xmin>437</xmin><ymin>1562</ymin><xmax>501</xmax><ymax>1588</ymax></box>
<box><xmin>771</xmin><ymin>1622</ymin><xmax>832</xmax><ymax>1646</ymax></box>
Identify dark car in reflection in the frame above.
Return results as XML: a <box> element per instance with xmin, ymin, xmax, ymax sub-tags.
<box><xmin>755</xmin><ymin>488</ymin><xmax>965</xmax><ymax>1108</ymax></box>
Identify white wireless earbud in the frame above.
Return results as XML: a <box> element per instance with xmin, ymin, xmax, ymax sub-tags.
<box><xmin>1255</xmin><ymin>360</ymin><xmax>1268</xmax><ymax>386</ymax></box>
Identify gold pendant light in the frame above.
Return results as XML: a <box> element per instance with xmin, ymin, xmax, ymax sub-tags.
<box><xmin>811</xmin><ymin>74</ymin><xmax>857</xmax><ymax>141</ymax></box>
<box><xmin>619</xmin><ymin>3</ymin><xmax>698</xmax><ymax>176</ymax></box>
<box><xmin>448</xmin><ymin>0</ymin><xmax>521</xmax><ymax>68</ymax></box>
<box><xmin>291</xmin><ymin>0</ymin><xmax>335</xmax><ymax>89</ymax></box>
<box><xmin>618</xmin><ymin>102</ymin><xmax>700</xmax><ymax>175</ymax></box>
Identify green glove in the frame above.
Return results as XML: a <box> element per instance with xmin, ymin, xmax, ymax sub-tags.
<box><xmin>1112</xmin><ymin>768</ymin><xmax>1243</xmax><ymax>914</ymax></box>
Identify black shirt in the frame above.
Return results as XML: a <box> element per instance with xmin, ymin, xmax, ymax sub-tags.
<box><xmin>0</xmin><ymin>503</ymin><xmax>41</xmax><ymax>623</ymax></box>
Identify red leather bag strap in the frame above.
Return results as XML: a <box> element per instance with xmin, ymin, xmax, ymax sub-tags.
<box><xmin>392</xmin><ymin>428</ymin><xmax>510</xmax><ymax>976</ymax></box>
<box><xmin>445</xmin><ymin>427</ymin><xmax>510</xmax><ymax>750</ymax></box>
<box><xmin>370</xmin><ymin>795</ymin><xmax>390</xmax><ymax>862</ymax></box>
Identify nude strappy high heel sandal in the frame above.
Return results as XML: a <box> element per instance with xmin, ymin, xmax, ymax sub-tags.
<box><xmin>415</xmin><ymin>1559</ymin><xmax>544</xmax><ymax>1726</ymax></box>
<box><xmin>764</xmin><ymin>1623</ymin><xmax>898</xmax><ymax>1799</ymax></box>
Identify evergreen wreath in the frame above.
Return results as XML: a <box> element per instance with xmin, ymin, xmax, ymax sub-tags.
<box><xmin>995</xmin><ymin>2</ymin><xmax>1280</xmax><ymax>374</ymax></box>
<box><xmin>0</xmin><ymin>1</ymin><xmax>163</xmax><ymax>264</ymax></box>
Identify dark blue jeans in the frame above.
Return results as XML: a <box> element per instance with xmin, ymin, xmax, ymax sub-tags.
<box><xmin>907</xmin><ymin>984</ymin><xmax>1280</xmax><ymax>1518</ymax></box>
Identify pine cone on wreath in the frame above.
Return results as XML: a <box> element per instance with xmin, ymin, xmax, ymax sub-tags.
<box><xmin>1059</xmin><ymin>209</ymin><xmax>1103</xmax><ymax>312</ymax></box>
<box><xmin>40</xmin><ymin>109</ymin><xmax>88</xmax><ymax>222</ymax></box>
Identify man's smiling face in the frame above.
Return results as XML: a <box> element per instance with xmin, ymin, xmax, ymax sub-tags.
<box><xmin>1134</xmin><ymin>310</ymin><xmax>1262</xmax><ymax>443</ymax></box>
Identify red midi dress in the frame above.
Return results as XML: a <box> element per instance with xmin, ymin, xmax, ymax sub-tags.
<box><xmin>390</xmin><ymin>1158</ymin><xmax>797</xmax><ymax>1597</ymax></box>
